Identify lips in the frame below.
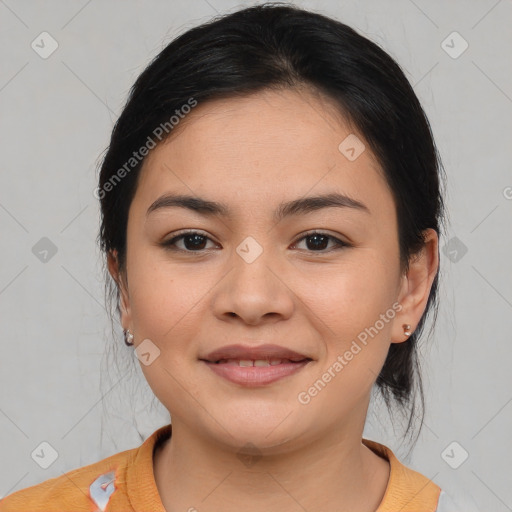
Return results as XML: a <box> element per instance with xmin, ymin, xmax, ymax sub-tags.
<box><xmin>200</xmin><ymin>344</ymin><xmax>313</xmax><ymax>387</ymax></box>
<box><xmin>201</xmin><ymin>343</ymin><xmax>311</xmax><ymax>364</ymax></box>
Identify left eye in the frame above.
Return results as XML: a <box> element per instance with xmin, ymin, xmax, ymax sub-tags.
<box><xmin>292</xmin><ymin>231</ymin><xmax>348</xmax><ymax>252</ymax></box>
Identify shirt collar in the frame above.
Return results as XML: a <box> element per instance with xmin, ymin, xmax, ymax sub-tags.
<box><xmin>125</xmin><ymin>425</ymin><xmax>439</xmax><ymax>511</ymax></box>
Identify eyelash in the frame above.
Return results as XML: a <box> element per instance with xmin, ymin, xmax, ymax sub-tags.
<box><xmin>161</xmin><ymin>230</ymin><xmax>350</xmax><ymax>254</ymax></box>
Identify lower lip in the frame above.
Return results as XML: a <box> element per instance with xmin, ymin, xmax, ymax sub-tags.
<box><xmin>202</xmin><ymin>360</ymin><xmax>311</xmax><ymax>387</ymax></box>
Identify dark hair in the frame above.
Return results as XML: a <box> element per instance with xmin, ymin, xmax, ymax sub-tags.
<box><xmin>97</xmin><ymin>2</ymin><xmax>445</xmax><ymax>442</ymax></box>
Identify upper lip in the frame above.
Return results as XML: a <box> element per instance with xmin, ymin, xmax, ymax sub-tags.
<box><xmin>200</xmin><ymin>344</ymin><xmax>312</xmax><ymax>362</ymax></box>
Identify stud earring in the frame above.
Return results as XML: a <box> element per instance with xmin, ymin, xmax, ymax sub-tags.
<box><xmin>124</xmin><ymin>328</ymin><xmax>134</xmax><ymax>346</ymax></box>
<box><xmin>403</xmin><ymin>324</ymin><xmax>412</xmax><ymax>336</ymax></box>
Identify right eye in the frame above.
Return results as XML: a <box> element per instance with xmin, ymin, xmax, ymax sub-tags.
<box><xmin>161</xmin><ymin>230</ymin><xmax>219</xmax><ymax>253</ymax></box>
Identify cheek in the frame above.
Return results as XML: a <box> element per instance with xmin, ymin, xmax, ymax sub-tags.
<box><xmin>127</xmin><ymin>251</ymin><xmax>208</xmax><ymax>345</ymax></box>
<box><xmin>294</xmin><ymin>256</ymin><xmax>398</xmax><ymax>334</ymax></box>
<box><xmin>292</xmin><ymin>279</ymin><xmax>396</xmax><ymax>418</ymax></box>
<box><xmin>126</xmin><ymin>258</ymin><xmax>208</xmax><ymax>413</ymax></box>
<box><xmin>294</xmin><ymin>256</ymin><xmax>398</xmax><ymax>391</ymax></box>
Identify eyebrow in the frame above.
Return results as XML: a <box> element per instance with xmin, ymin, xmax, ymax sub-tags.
<box><xmin>146</xmin><ymin>192</ymin><xmax>370</xmax><ymax>221</ymax></box>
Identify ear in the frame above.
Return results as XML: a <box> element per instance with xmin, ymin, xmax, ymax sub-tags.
<box><xmin>392</xmin><ymin>228</ymin><xmax>439</xmax><ymax>344</ymax></box>
<box><xmin>107</xmin><ymin>249</ymin><xmax>132</xmax><ymax>328</ymax></box>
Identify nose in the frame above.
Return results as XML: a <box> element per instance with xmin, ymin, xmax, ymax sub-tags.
<box><xmin>211</xmin><ymin>241</ymin><xmax>295</xmax><ymax>326</ymax></box>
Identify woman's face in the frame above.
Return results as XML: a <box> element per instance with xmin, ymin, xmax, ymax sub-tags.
<box><xmin>112</xmin><ymin>88</ymin><xmax>437</xmax><ymax>452</ymax></box>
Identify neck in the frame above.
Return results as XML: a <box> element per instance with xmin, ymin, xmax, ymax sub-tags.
<box><xmin>153</xmin><ymin>418</ymin><xmax>390</xmax><ymax>512</ymax></box>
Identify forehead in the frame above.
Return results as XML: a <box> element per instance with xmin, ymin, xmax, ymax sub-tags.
<box><xmin>133</xmin><ymin>88</ymin><xmax>395</xmax><ymax>222</ymax></box>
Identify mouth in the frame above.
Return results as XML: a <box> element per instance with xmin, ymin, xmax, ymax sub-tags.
<box><xmin>199</xmin><ymin>344</ymin><xmax>313</xmax><ymax>387</ymax></box>
<box><xmin>207</xmin><ymin>357</ymin><xmax>309</xmax><ymax>366</ymax></box>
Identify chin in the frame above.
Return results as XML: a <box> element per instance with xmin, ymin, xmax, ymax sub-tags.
<box><xmin>207</xmin><ymin>405</ymin><xmax>310</xmax><ymax>451</ymax></box>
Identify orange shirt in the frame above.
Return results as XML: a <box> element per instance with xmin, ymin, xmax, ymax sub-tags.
<box><xmin>0</xmin><ymin>423</ymin><xmax>444</xmax><ymax>511</ymax></box>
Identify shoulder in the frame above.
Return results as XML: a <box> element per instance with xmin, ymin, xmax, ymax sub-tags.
<box><xmin>0</xmin><ymin>447</ymin><xmax>136</xmax><ymax>512</ymax></box>
<box><xmin>363</xmin><ymin>439</ymin><xmax>477</xmax><ymax>511</ymax></box>
<box><xmin>363</xmin><ymin>438</ymin><xmax>442</xmax><ymax>511</ymax></box>
<box><xmin>0</xmin><ymin>424</ymin><xmax>172</xmax><ymax>512</ymax></box>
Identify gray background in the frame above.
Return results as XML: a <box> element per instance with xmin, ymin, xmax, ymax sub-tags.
<box><xmin>1</xmin><ymin>0</ymin><xmax>511</xmax><ymax>510</ymax></box>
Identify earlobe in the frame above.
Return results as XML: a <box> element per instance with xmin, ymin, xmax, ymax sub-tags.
<box><xmin>392</xmin><ymin>228</ymin><xmax>439</xmax><ymax>344</ymax></box>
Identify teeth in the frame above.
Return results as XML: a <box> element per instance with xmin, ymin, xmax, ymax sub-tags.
<box><xmin>215</xmin><ymin>358</ymin><xmax>287</xmax><ymax>366</ymax></box>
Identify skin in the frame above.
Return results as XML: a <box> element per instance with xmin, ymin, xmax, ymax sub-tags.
<box><xmin>108</xmin><ymin>87</ymin><xmax>439</xmax><ymax>512</ymax></box>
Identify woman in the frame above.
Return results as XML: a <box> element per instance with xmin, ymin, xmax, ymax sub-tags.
<box><xmin>0</xmin><ymin>4</ymin><xmax>463</xmax><ymax>511</ymax></box>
